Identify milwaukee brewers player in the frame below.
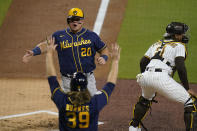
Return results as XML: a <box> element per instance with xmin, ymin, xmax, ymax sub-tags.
<box><xmin>129</xmin><ymin>22</ymin><xmax>197</xmax><ymax>131</ymax></box>
<box><xmin>46</xmin><ymin>37</ymin><xmax>120</xmax><ymax>131</ymax></box>
<box><xmin>23</xmin><ymin>8</ymin><xmax>109</xmax><ymax>96</ymax></box>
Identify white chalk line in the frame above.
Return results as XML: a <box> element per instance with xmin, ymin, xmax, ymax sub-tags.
<box><xmin>0</xmin><ymin>0</ymin><xmax>109</xmax><ymax>125</ymax></box>
<box><xmin>93</xmin><ymin>0</ymin><xmax>110</xmax><ymax>35</ymax></box>
<box><xmin>0</xmin><ymin>110</ymin><xmax>104</xmax><ymax>125</ymax></box>
<box><xmin>0</xmin><ymin>110</ymin><xmax>57</xmax><ymax>120</ymax></box>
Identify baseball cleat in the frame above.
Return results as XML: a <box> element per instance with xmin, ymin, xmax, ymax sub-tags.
<box><xmin>129</xmin><ymin>126</ymin><xmax>141</xmax><ymax>131</ymax></box>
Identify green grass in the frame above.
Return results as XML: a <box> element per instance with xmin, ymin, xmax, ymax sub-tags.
<box><xmin>118</xmin><ymin>0</ymin><xmax>197</xmax><ymax>83</ymax></box>
<box><xmin>0</xmin><ymin>0</ymin><xmax>12</xmax><ymax>27</ymax></box>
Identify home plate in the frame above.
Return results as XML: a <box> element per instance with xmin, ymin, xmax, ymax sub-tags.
<box><xmin>98</xmin><ymin>121</ymin><xmax>104</xmax><ymax>125</ymax></box>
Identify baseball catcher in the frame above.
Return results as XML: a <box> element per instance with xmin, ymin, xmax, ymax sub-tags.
<box><xmin>129</xmin><ymin>22</ymin><xmax>197</xmax><ymax>131</ymax></box>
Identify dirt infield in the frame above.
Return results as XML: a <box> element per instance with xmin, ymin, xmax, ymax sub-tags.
<box><xmin>0</xmin><ymin>0</ymin><xmax>197</xmax><ymax>131</ymax></box>
<box><xmin>1</xmin><ymin>78</ymin><xmax>197</xmax><ymax>131</ymax></box>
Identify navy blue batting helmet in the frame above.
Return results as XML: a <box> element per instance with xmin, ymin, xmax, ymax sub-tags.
<box><xmin>70</xmin><ymin>72</ymin><xmax>87</xmax><ymax>92</ymax></box>
<box><xmin>166</xmin><ymin>22</ymin><xmax>189</xmax><ymax>35</ymax></box>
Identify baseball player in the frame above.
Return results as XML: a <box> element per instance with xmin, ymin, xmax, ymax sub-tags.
<box><xmin>129</xmin><ymin>22</ymin><xmax>197</xmax><ymax>131</ymax></box>
<box><xmin>23</xmin><ymin>8</ymin><xmax>109</xmax><ymax>96</ymax></box>
<box><xmin>46</xmin><ymin>37</ymin><xmax>120</xmax><ymax>131</ymax></box>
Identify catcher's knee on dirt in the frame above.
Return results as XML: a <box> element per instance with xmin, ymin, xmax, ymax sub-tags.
<box><xmin>129</xmin><ymin>96</ymin><xmax>152</xmax><ymax>128</ymax></box>
<box><xmin>184</xmin><ymin>96</ymin><xmax>197</xmax><ymax>131</ymax></box>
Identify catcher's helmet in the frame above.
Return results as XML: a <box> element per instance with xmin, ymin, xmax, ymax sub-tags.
<box><xmin>70</xmin><ymin>72</ymin><xmax>87</xmax><ymax>92</ymax></box>
<box><xmin>166</xmin><ymin>22</ymin><xmax>189</xmax><ymax>35</ymax></box>
<box><xmin>165</xmin><ymin>22</ymin><xmax>189</xmax><ymax>43</ymax></box>
<box><xmin>67</xmin><ymin>8</ymin><xmax>84</xmax><ymax>23</ymax></box>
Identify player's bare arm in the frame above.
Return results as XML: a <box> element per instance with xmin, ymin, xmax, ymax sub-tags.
<box><xmin>46</xmin><ymin>37</ymin><xmax>57</xmax><ymax>77</ymax></box>
<box><xmin>107</xmin><ymin>43</ymin><xmax>120</xmax><ymax>84</ymax></box>
<box><xmin>37</xmin><ymin>40</ymin><xmax>48</xmax><ymax>53</ymax></box>
<box><xmin>22</xmin><ymin>40</ymin><xmax>48</xmax><ymax>63</ymax></box>
<box><xmin>97</xmin><ymin>46</ymin><xmax>109</xmax><ymax>65</ymax></box>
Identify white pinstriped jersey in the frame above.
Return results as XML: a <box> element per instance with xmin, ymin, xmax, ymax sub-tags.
<box><xmin>144</xmin><ymin>39</ymin><xmax>187</xmax><ymax>75</ymax></box>
<box><xmin>137</xmin><ymin>39</ymin><xmax>191</xmax><ymax>104</ymax></box>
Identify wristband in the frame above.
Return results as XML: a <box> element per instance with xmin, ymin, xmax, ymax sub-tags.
<box><xmin>101</xmin><ymin>55</ymin><xmax>108</xmax><ymax>61</ymax></box>
<box><xmin>32</xmin><ymin>46</ymin><xmax>41</xmax><ymax>56</ymax></box>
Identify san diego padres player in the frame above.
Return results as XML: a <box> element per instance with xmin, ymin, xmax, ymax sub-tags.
<box><xmin>46</xmin><ymin>37</ymin><xmax>120</xmax><ymax>131</ymax></box>
<box><xmin>129</xmin><ymin>22</ymin><xmax>197</xmax><ymax>131</ymax></box>
<box><xmin>23</xmin><ymin>8</ymin><xmax>109</xmax><ymax>96</ymax></box>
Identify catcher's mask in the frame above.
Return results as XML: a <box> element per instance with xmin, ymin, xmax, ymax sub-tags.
<box><xmin>70</xmin><ymin>72</ymin><xmax>87</xmax><ymax>92</ymax></box>
<box><xmin>165</xmin><ymin>22</ymin><xmax>189</xmax><ymax>43</ymax></box>
<box><xmin>67</xmin><ymin>8</ymin><xmax>84</xmax><ymax>24</ymax></box>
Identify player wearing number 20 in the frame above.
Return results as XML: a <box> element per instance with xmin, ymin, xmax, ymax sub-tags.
<box><xmin>23</xmin><ymin>8</ymin><xmax>109</xmax><ymax>96</ymax></box>
<box><xmin>46</xmin><ymin>37</ymin><xmax>120</xmax><ymax>131</ymax></box>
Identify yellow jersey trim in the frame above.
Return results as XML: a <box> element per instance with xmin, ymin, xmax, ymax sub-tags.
<box><xmin>98</xmin><ymin>44</ymin><xmax>107</xmax><ymax>53</ymax></box>
<box><xmin>78</xmin><ymin>29</ymin><xmax>87</xmax><ymax>38</ymax></box>
<box><xmin>144</xmin><ymin>55</ymin><xmax>151</xmax><ymax>60</ymax></box>
<box><xmin>101</xmin><ymin>90</ymin><xmax>109</xmax><ymax>103</ymax></box>
<box><xmin>52</xmin><ymin>87</ymin><xmax>61</xmax><ymax>99</ymax></box>
<box><xmin>66</xmin><ymin>29</ymin><xmax>79</xmax><ymax>72</ymax></box>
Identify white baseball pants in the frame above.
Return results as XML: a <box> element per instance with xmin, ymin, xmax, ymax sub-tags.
<box><xmin>61</xmin><ymin>73</ymin><xmax>97</xmax><ymax>96</ymax></box>
<box><xmin>137</xmin><ymin>70</ymin><xmax>192</xmax><ymax>105</ymax></box>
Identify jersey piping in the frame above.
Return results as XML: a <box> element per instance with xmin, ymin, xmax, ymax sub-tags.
<box><xmin>52</xmin><ymin>87</ymin><xmax>61</xmax><ymax>99</ymax></box>
<box><xmin>98</xmin><ymin>44</ymin><xmax>107</xmax><ymax>53</ymax></box>
<box><xmin>101</xmin><ymin>90</ymin><xmax>108</xmax><ymax>103</ymax></box>
<box><xmin>65</xmin><ymin>29</ymin><xmax>79</xmax><ymax>72</ymax></box>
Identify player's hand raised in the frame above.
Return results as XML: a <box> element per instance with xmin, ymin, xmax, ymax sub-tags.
<box><xmin>111</xmin><ymin>42</ymin><xmax>120</xmax><ymax>61</ymax></box>
<box><xmin>46</xmin><ymin>36</ymin><xmax>57</xmax><ymax>53</ymax></box>
<box><xmin>22</xmin><ymin>50</ymin><xmax>34</xmax><ymax>63</ymax></box>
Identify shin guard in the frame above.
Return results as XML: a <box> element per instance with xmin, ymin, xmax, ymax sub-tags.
<box><xmin>129</xmin><ymin>96</ymin><xmax>152</xmax><ymax>128</ymax></box>
<box><xmin>184</xmin><ymin>96</ymin><xmax>197</xmax><ymax>131</ymax></box>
